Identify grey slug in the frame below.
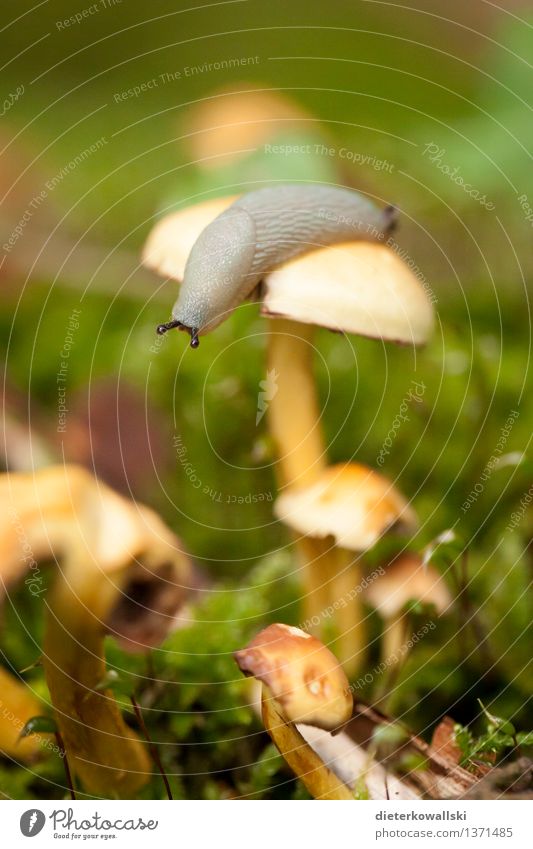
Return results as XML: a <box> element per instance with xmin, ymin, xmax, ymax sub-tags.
<box><xmin>157</xmin><ymin>184</ymin><xmax>397</xmax><ymax>347</ymax></box>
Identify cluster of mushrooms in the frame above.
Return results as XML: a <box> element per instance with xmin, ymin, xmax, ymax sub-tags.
<box><xmin>0</xmin><ymin>175</ymin><xmax>454</xmax><ymax>799</ymax></box>
<box><xmin>143</xmin><ymin>186</ymin><xmax>450</xmax><ymax>670</ymax></box>
<box><xmin>139</xmin><ymin>184</ymin><xmax>453</xmax><ymax>796</ymax></box>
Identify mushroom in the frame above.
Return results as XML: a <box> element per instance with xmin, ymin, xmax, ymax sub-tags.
<box><xmin>177</xmin><ymin>85</ymin><xmax>314</xmax><ymax>172</ymax></box>
<box><xmin>274</xmin><ymin>463</ymin><xmax>418</xmax><ymax>673</ymax></box>
<box><xmin>0</xmin><ymin>465</ymin><xmax>193</xmax><ymax>796</ymax></box>
<box><xmin>142</xmin><ymin>190</ymin><xmax>433</xmax><ymax>663</ymax></box>
<box><xmin>365</xmin><ymin>552</ymin><xmax>452</xmax><ymax>669</ymax></box>
<box><xmin>142</xmin><ymin>195</ymin><xmax>433</xmax><ymax>475</ymax></box>
<box><xmin>234</xmin><ymin>623</ymin><xmax>354</xmax><ymax>799</ymax></box>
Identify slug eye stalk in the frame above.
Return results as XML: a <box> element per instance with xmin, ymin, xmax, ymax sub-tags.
<box><xmin>156</xmin><ymin>320</ymin><xmax>200</xmax><ymax>348</ymax></box>
<box><xmin>156</xmin><ymin>319</ymin><xmax>183</xmax><ymax>335</ymax></box>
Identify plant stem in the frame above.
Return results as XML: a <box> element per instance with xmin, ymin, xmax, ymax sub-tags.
<box><xmin>130</xmin><ymin>694</ymin><xmax>173</xmax><ymax>800</ymax></box>
<box><xmin>54</xmin><ymin>730</ymin><xmax>76</xmax><ymax>800</ymax></box>
<box><xmin>452</xmin><ymin>552</ymin><xmax>498</xmax><ymax>673</ymax></box>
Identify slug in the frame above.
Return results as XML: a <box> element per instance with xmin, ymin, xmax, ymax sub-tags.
<box><xmin>156</xmin><ymin>184</ymin><xmax>397</xmax><ymax>347</ymax></box>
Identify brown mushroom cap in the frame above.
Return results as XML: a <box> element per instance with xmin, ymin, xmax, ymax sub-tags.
<box><xmin>365</xmin><ymin>553</ymin><xmax>452</xmax><ymax>617</ymax></box>
<box><xmin>274</xmin><ymin>462</ymin><xmax>417</xmax><ymax>551</ymax></box>
<box><xmin>234</xmin><ymin>622</ymin><xmax>353</xmax><ymax>730</ymax></box>
<box><xmin>142</xmin><ymin>196</ymin><xmax>434</xmax><ymax>346</ymax></box>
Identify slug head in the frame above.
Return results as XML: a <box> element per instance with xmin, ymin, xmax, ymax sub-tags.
<box><xmin>156</xmin><ymin>205</ymin><xmax>256</xmax><ymax>347</ymax></box>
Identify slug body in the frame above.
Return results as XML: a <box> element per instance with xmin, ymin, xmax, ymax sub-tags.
<box><xmin>158</xmin><ymin>185</ymin><xmax>396</xmax><ymax>344</ymax></box>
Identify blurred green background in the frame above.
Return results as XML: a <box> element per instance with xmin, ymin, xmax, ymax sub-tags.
<box><xmin>0</xmin><ymin>0</ymin><xmax>531</xmax><ymax>799</ymax></box>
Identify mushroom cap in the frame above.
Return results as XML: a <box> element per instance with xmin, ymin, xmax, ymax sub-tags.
<box><xmin>234</xmin><ymin>623</ymin><xmax>353</xmax><ymax>730</ymax></box>
<box><xmin>274</xmin><ymin>463</ymin><xmax>417</xmax><ymax>551</ymax></box>
<box><xmin>365</xmin><ymin>553</ymin><xmax>452</xmax><ymax>617</ymax></box>
<box><xmin>0</xmin><ymin>465</ymin><xmax>156</xmax><ymax>578</ymax></box>
<box><xmin>181</xmin><ymin>87</ymin><xmax>312</xmax><ymax>167</ymax></box>
<box><xmin>142</xmin><ymin>195</ymin><xmax>434</xmax><ymax>346</ymax></box>
<box><xmin>263</xmin><ymin>241</ymin><xmax>433</xmax><ymax>345</ymax></box>
<box><xmin>142</xmin><ymin>196</ymin><xmax>238</xmax><ymax>284</ymax></box>
<box><xmin>0</xmin><ymin>465</ymin><xmax>193</xmax><ymax>650</ymax></box>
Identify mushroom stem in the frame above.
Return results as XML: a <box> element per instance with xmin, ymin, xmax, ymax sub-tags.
<box><xmin>43</xmin><ymin>575</ymin><xmax>150</xmax><ymax>798</ymax></box>
<box><xmin>267</xmin><ymin>319</ymin><xmax>325</xmax><ymax>490</ymax></box>
<box><xmin>382</xmin><ymin>614</ymin><xmax>410</xmax><ymax>670</ymax></box>
<box><xmin>0</xmin><ymin>667</ymin><xmax>45</xmax><ymax>760</ymax></box>
<box><xmin>298</xmin><ymin>536</ymin><xmax>332</xmax><ymax>633</ymax></box>
<box><xmin>372</xmin><ymin>615</ymin><xmax>410</xmax><ymax>707</ymax></box>
<box><xmin>267</xmin><ymin>321</ymin><xmax>348</xmax><ymax>644</ymax></box>
<box><xmin>261</xmin><ymin>686</ymin><xmax>353</xmax><ymax>800</ymax></box>
<box><xmin>267</xmin><ymin>322</ymin><xmax>369</xmax><ymax>674</ymax></box>
<box><xmin>330</xmin><ymin>551</ymin><xmax>366</xmax><ymax>678</ymax></box>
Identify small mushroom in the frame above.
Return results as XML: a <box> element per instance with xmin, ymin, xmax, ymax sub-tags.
<box><xmin>275</xmin><ymin>463</ymin><xmax>418</xmax><ymax>673</ymax></box>
<box><xmin>234</xmin><ymin>623</ymin><xmax>354</xmax><ymax>799</ymax></box>
<box><xmin>365</xmin><ymin>552</ymin><xmax>452</xmax><ymax>668</ymax></box>
<box><xmin>0</xmin><ymin>465</ymin><xmax>193</xmax><ymax>796</ymax></box>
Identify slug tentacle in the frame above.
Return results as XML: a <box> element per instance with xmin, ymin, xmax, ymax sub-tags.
<box><xmin>157</xmin><ymin>319</ymin><xmax>183</xmax><ymax>335</ymax></box>
<box><xmin>158</xmin><ymin>184</ymin><xmax>396</xmax><ymax>341</ymax></box>
<box><xmin>156</xmin><ymin>319</ymin><xmax>200</xmax><ymax>348</ymax></box>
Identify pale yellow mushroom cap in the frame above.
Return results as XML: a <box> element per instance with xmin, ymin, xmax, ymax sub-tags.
<box><xmin>142</xmin><ymin>196</ymin><xmax>238</xmax><ymax>283</ymax></box>
<box><xmin>0</xmin><ymin>465</ymin><xmax>192</xmax><ymax>649</ymax></box>
<box><xmin>262</xmin><ymin>241</ymin><xmax>434</xmax><ymax>345</ymax></box>
<box><xmin>0</xmin><ymin>465</ymin><xmax>164</xmax><ymax>580</ymax></box>
<box><xmin>365</xmin><ymin>553</ymin><xmax>452</xmax><ymax>618</ymax></box>
<box><xmin>142</xmin><ymin>195</ymin><xmax>434</xmax><ymax>346</ymax></box>
<box><xmin>234</xmin><ymin>623</ymin><xmax>353</xmax><ymax>730</ymax></box>
<box><xmin>181</xmin><ymin>87</ymin><xmax>312</xmax><ymax>167</ymax></box>
<box><xmin>274</xmin><ymin>462</ymin><xmax>417</xmax><ymax>551</ymax></box>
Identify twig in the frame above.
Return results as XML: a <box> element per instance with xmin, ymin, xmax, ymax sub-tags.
<box><xmin>456</xmin><ymin>552</ymin><xmax>498</xmax><ymax>672</ymax></box>
<box><xmin>130</xmin><ymin>695</ymin><xmax>173</xmax><ymax>800</ymax></box>
<box><xmin>55</xmin><ymin>731</ymin><xmax>76</xmax><ymax>800</ymax></box>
